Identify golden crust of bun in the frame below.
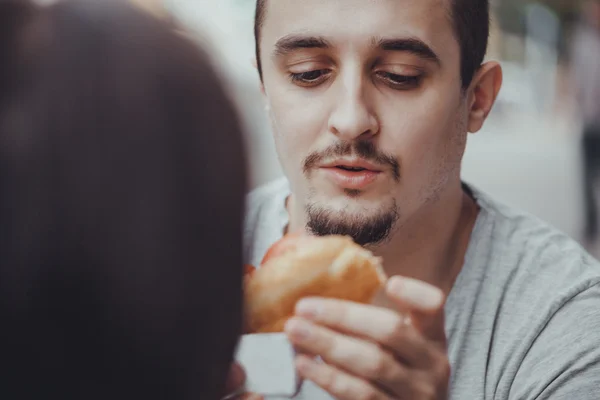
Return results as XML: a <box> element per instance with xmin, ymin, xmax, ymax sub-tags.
<box><xmin>245</xmin><ymin>235</ymin><xmax>387</xmax><ymax>334</ymax></box>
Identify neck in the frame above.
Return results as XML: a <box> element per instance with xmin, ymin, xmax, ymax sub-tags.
<box><xmin>375</xmin><ymin>182</ymin><xmax>478</xmax><ymax>294</ymax></box>
<box><xmin>286</xmin><ymin>180</ymin><xmax>479</xmax><ymax>295</ymax></box>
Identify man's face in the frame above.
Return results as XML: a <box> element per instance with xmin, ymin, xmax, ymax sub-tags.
<box><xmin>259</xmin><ymin>0</ymin><xmax>470</xmax><ymax>246</ymax></box>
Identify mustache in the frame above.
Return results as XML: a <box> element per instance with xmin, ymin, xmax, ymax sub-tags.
<box><xmin>303</xmin><ymin>141</ymin><xmax>400</xmax><ymax>182</ymax></box>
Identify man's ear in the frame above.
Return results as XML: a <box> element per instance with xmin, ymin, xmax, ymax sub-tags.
<box><xmin>466</xmin><ymin>61</ymin><xmax>503</xmax><ymax>133</ymax></box>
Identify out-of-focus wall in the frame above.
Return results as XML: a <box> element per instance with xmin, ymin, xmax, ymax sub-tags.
<box><xmin>167</xmin><ymin>0</ymin><xmax>281</xmax><ymax>188</ymax></box>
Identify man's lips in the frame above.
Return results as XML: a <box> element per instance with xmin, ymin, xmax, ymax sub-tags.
<box><xmin>320</xmin><ymin>159</ymin><xmax>383</xmax><ymax>172</ymax></box>
<box><xmin>319</xmin><ymin>159</ymin><xmax>383</xmax><ymax>189</ymax></box>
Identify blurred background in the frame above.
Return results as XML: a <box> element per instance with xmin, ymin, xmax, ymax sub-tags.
<box><xmin>143</xmin><ymin>0</ymin><xmax>597</xmax><ymax>254</ymax></box>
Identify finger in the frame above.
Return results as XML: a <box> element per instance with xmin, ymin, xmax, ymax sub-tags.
<box><xmin>224</xmin><ymin>362</ymin><xmax>246</xmax><ymax>394</ymax></box>
<box><xmin>222</xmin><ymin>390</ymin><xmax>264</xmax><ymax>400</ymax></box>
<box><xmin>285</xmin><ymin>317</ymin><xmax>409</xmax><ymax>394</ymax></box>
<box><xmin>294</xmin><ymin>298</ymin><xmax>437</xmax><ymax>367</ymax></box>
<box><xmin>238</xmin><ymin>394</ymin><xmax>264</xmax><ymax>400</ymax></box>
<box><xmin>223</xmin><ymin>393</ymin><xmax>264</xmax><ymax>400</ymax></box>
<box><xmin>386</xmin><ymin>276</ymin><xmax>446</xmax><ymax>344</ymax></box>
<box><xmin>244</xmin><ymin>264</ymin><xmax>256</xmax><ymax>277</ymax></box>
<box><xmin>295</xmin><ymin>354</ymin><xmax>392</xmax><ymax>400</ymax></box>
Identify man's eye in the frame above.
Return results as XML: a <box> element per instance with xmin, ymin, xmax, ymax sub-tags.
<box><xmin>289</xmin><ymin>70</ymin><xmax>330</xmax><ymax>87</ymax></box>
<box><xmin>376</xmin><ymin>71</ymin><xmax>421</xmax><ymax>90</ymax></box>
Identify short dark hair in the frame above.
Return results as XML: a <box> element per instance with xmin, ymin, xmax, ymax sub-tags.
<box><xmin>254</xmin><ymin>0</ymin><xmax>490</xmax><ymax>89</ymax></box>
<box><xmin>0</xmin><ymin>1</ymin><xmax>246</xmax><ymax>399</ymax></box>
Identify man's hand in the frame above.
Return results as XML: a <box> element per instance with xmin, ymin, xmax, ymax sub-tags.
<box><xmin>284</xmin><ymin>276</ymin><xmax>450</xmax><ymax>399</ymax></box>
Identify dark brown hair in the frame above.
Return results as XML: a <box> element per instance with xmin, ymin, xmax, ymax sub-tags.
<box><xmin>0</xmin><ymin>1</ymin><xmax>246</xmax><ymax>399</ymax></box>
<box><xmin>254</xmin><ymin>0</ymin><xmax>490</xmax><ymax>89</ymax></box>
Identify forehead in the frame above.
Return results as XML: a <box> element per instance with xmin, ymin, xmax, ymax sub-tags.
<box><xmin>260</xmin><ymin>0</ymin><xmax>457</xmax><ymax>56</ymax></box>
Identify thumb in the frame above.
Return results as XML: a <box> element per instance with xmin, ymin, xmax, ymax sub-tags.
<box><xmin>385</xmin><ymin>276</ymin><xmax>447</xmax><ymax>344</ymax></box>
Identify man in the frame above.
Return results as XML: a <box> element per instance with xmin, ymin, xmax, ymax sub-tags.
<box><xmin>244</xmin><ymin>0</ymin><xmax>600</xmax><ymax>399</ymax></box>
<box><xmin>571</xmin><ymin>0</ymin><xmax>600</xmax><ymax>244</ymax></box>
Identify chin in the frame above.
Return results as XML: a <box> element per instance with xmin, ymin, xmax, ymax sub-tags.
<box><xmin>304</xmin><ymin>194</ymin><xmax>400</xmax><ymax>247</ymax></box>
<box><xmin>311</xmin><ymin>191</ymin><xmax>378</xmax><ymax>211</ymax></box>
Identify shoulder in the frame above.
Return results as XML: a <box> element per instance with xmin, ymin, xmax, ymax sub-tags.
<box><xmin>245</xmin><ymin>177</ymin><xmax>290</xmax><ymax>225</ymax></box>
<box><xmin>243</xmin><ymin>178</ymin><xmax>290</xmax><ymax>265</ymax></box>
<box><xmin>471</xmin><ymin>184</ymin><xmax>600</xmax><ymax>288</ymax></box>
<box><xmin>509</xmin><ymin>282</ymin><xmax>600</xmax><ymax>399</ymax></box>
<box><xmin>466</xmin><ymin>186</ymin><xmax>600</xmax><ymax>398</ymax></box>
<box><xmin>247</xmin><ymin>177</ymin><xmax>290</xmax><ymax>208</ymax></box>
<box><xmin>464</xmin><ymin>184</ymin><xmax>600</xmax><ymax>324</ymax></box>
<box><xmin>509</xmin><ymin>280</ymin><xmax>600</xmax><ymax>399</ymax></box>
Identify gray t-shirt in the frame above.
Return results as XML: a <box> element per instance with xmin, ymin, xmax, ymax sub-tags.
<box><xmin>243</xmin><ymin>178</ymin><xmax>600</xmax><ymax>399</ymax></box>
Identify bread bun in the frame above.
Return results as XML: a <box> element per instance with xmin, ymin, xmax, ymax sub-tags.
<box><xmin>245</xmin><ymin>235</ymin><xmax>387</xmax><ymax>334</ymax></box>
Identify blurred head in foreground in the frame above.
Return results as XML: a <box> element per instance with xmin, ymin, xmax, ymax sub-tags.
<box><xmin>0</xmin><ymin>0</ymin><xmax>246</xmax><ymax>398</ymax></box>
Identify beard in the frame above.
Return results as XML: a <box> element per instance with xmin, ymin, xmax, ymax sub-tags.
<box><xmin>301</xmin><ymin>140</ymin><xmax>401</xmax><ymax>246</ymax></box>
<box><xmin>305</xmin><ymin>198</ymin><xmax>399</xmax><ymax>247</ymax></box>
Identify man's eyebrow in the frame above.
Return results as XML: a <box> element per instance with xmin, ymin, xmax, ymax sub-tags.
<box><xmin>373</xmin><ymin>37</ymin><xmax>441</xmax><ymax>65</ymax></box>
<box><xmin>272</xmin><ymin>35</ymin><xmax>331</xmax><ymax>57</ymax></box>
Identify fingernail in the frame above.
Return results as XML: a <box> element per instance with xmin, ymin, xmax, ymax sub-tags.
<box><xmin>284</xmin><ymin>318</ymin><xmax>312</xmax><ymax>341</ymax></box>
<box><xmin>295</xmin><ymin>298</ymin><xmax>322</xmax><ymax>319</ymax></box>
<box><xmin>388</xmin><ymin>277</ymin><xmax>444</xmax><ymax>310</ymax></box>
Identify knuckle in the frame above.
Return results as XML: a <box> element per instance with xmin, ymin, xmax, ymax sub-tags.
<box><xmin>308</xmin><ymin>327</ymin><xmax>338</xmax><ymax>356</ymax></box>
<box><xmin>389</xmin><ymin>363</ymin><xmax>409</xmax><ymax>384</ymax></box>
<box><xmin>435</xmin><ymin>355</ymin><xmax>451</xmax><ymax>380</ymax></box>
<box><xmin>335</xmin><ymin>302</ymin><xmax>352</xmax><ymax>325</ymax></box>
<box><xmin>357</xmin><ymin>388</ymin><xmax>383</xmax><ymax>400</ymax></box>
<box><xmin>317</xmin><ymin>363</ymin><xmax>383</xmax><ymax>400</ymax></box>
<box><xmin>319</xmin><ymin>299</ymin><xmax>347</xmax><ymax>327</ymax></box>
<box><xmin>320</xmin><ymin>364</ymin><xmax>345</xmax><ymax>393</ymax></box>
<box><xmin>365</xmin><ymin>351</ymin><xmax>392</xmax><ymax>379</ymax></box>
<box><xmin>384</xmin><ymin>314</ymin><xmax>408</xmax><ymax>343</ymax></box>
<box><xmin>415</xmin><ymin>383</ymin><xmax>437</xmax><ymax>400</ymax></box>
<box><xmin>318</xmin><ymin>328</ymin><xmax>336</xmax><ymax>350</ymax></box>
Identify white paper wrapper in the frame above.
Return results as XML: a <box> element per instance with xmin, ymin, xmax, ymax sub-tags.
<box><xmin>231</xmin><ymin>333</ymin><xmax>302</xmax><ymax>398</ymax></box>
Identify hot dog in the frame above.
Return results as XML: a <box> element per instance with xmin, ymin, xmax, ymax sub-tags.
<box><xmin>244</xmin><ymin>234</ymin><xmax>387</xmax><ymax>334</ymax></box>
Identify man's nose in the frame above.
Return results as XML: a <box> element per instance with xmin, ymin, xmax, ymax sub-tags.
<box><xmin>327</xmin><ymin>76</ymin><xmax>379</xmax><ymax>141</ymax></box>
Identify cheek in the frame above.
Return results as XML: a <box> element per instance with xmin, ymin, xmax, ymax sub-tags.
<box><xmin>381</xmin><ymin>90</ymin><xmax>463</xmax><ymax>190</ymax></box>
<box><xmin>266</xmin><ymin>85</ymin><xmax>327</xmax><ymax>170</ymax></box>
<box><xmin>269</xmin><ymin>105</ymin><xmax>312</xmax><ymax>166</ymax></box>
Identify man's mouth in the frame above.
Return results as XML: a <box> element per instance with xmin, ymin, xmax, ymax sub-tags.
<box><xmin>335</xmin><ymin>165</ymin><xmax>368</xmax><ymax>172</ymax></box>
<box><xmin>320</xmin><ymin>160</ymin><xmax>383</xmax><ymax>189</ymax></box>
<box><xmin>322</xmin><ymin>159</ymin><xmax>383</xmax><ymax>173</ymax></box>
